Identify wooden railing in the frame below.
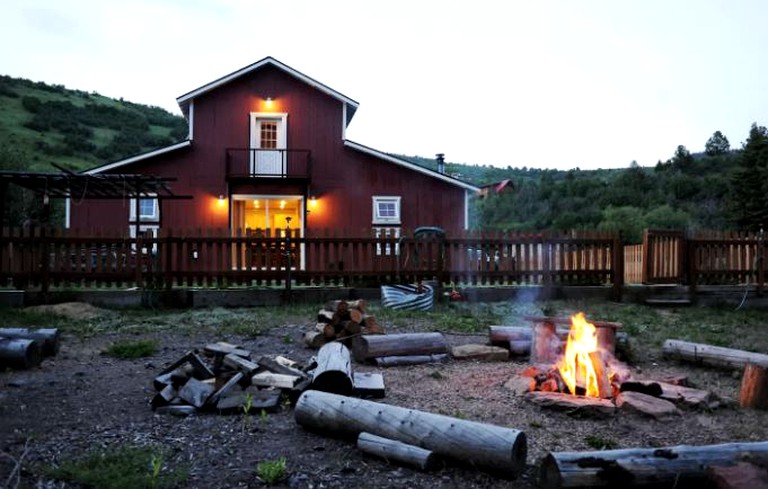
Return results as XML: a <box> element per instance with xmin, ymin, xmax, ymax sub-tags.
<box><xmin>0</xmin><ymin>227</ymin><xmax>623</xmax><ymax>294</ymax></box>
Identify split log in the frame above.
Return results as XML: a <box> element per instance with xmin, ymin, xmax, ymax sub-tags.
<box><xmin>663</xmin><ymin>339</ymin><xmax>768</xmax><ymax>370</ymax></box>
<box><xmin>252</xmin><ymin>372</ymin><xmax>300</xmax><ymax>389</ymax></box>
<box><xmin>374</xmin><ymin>354</ymin><xmax>448</xmax><ymax>367</ymax></box>
<box><xmin>310</xmin><ymin>342</ymin><xmax>354</xmax><ymax>396</ymax></box>
<box><xmin>531</xmin><ymin>320</ymin><xmax>561</xmax><ymax>365</ymax></box>
<box><xmin>0</xmin><ymin>338</ymin><xmax>43</xmax><ymax>369</ymax></box>
<box><xmin>357</xmin><ymin>432</ymin><xmax>438</xmax><ymax>471</ymax></box>
<box><xmin>317</xmin><ymin>310</ymin><xmax>335</xmax><ymax>324</ymax></box>
<box><xmin>0</xmin><ymin>328</ymin><xmax>60</xmax><ymax>356</ymax></box>
<box><xmin>223</xmin><ymin>353</ymin><xmax>259</xmax><ymax>377</ymax></box>
<box><xmin>525</xmin><ymin>316</ymin><xmax>622</xmax><ymax>354</ymax></box>
<box><xmin>351</xmin><ymin>332</ymin><xmax>448</xmax><ymax>363</ymax></box>
<box><xmin>361</xmin><ymin>315</ymin><xmax>385</xmax><ymax>334</ymax></box>
<box><xmin>257</xmin><ymin>356</ymin><xmax>308</xmax><ymax>379</ymax></box>
<box><xmin>588</xmin><ymin>351</ymin><xmax>612</xmax><ymax>398</ymax></box>
<box><xmin>538</xmin><ymin>441</ymin><xmax>768</xmax><ymax>489</ymax></box>
<box><xmin>295</xmin><ymin>390</ymin><xmax>527</xmax><ymax>477</ymax></box>
<box><xmin>325</xmin><ymin>299</ymin><xmax>366</xmax><ymax>313</ymax></box>
<box><xmin>741</xmin><ymin>363</ymin><xmax>768</xmax><ymax>410</ymax></box>
<box><xmin>525</xmin><ymin>391</ymin><xmax>616</xmax><ymax>417</ymax></box>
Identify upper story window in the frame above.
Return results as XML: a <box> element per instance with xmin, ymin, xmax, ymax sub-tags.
<box><xmin>372</xmin><ymin>196</ymin><xmax>401</xmax><ymax>225</ymax></box>
<box><xmin>260</xmin><ymin>122</ymin><xmax>278</xmax><ymax>149</ymax></box>
<box><xmin>129</xmin><ymin>196</ymin><xmax>159</xmax><ymax>222</ymax></box>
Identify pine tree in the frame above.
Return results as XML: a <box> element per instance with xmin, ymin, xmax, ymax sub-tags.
<box><xmin>729</xmin><ymin>123</ymin><xmax>768</xmax><ymax>230</ymax></box>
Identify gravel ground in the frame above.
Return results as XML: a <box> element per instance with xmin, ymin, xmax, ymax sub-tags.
<box><xmin>1</xmin><ymin>303</ymin><xmax>768</xmax><ymax>488</ymax></box>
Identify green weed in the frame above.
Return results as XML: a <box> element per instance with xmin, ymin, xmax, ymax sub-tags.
<box><xmin>585</xmin><ymin>434</ymin><xmax>618</xmax><ymax>450</ymax></box>
<box><xmin>46</xmin><ymin>445</ymin><xmax>187</xmax><ymax>489</ymax></box>
<box><xmin>104</xmin><ymin>339</ymin><xmax>157</xmax><ymax>359</ymax></box>
<box><xmin>256</xmin><ymin>457</ymin><xmax>287</xmax><ymax>485</ymax></box>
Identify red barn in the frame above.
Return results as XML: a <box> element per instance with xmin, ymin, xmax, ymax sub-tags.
<box><xmin>69</xmin><ymin>57</ymin><xmax>478</xmax><ymax>242</ymax></box>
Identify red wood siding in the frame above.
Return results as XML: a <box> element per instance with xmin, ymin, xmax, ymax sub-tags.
<box><xmin>69</xmin><ymin>63</ymin><xmax>472</xmax><ymax>235</ymax></box>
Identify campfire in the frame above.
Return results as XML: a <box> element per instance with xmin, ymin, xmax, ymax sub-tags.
<box><xmin>525</xmin><ymin>312</ymin><xmax>628</xmax><ymax>399</ymax></box>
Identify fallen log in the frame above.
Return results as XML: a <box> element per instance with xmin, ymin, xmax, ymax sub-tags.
<box><xmin>741</xmin><ymin>363</ymin><xmax>768</xmax><ymax>410</ymax></box>
<box><xmin>663</xmin><ymin>339</ymin><xmax>768</xmax><ymax>370</ymax></box>
<box><xmin>295</xmin><ymin>390</ymin><xmax>527</xmax><ymax>477</ymax></box>
<box><xmin>351</xmin><ymin>332</ymin><xmax>448</xmax><ymax>363</ymax></box>
<box><xmin>0</xmin><ymin>338</ymin><xmax>43</xmax><ymax>369</ymax></box>
<box><xmin>489</xmin><ymin>325</ymin><xmax>569</xmax><ymax>346</ymax></box>
<box><xmin>538</xmin><ymin>441</ymin><xmax>768</xmax><ymax>489</ymax></box>
<box><xmin>374</xmin><ymin>353</ymin><xmax>448</xmax><ymax>367</ymax></box>
<box><xmin>357</xmin><ymin>432</ymin><xmax>438</xmax><ymax>471</ymax></box>
<box><xmin>0</xmin><ymin>328</ymin><xmax>60</xmax><ymax>356</ymax></box>
<box><xmin>310</xmin><ymin>342</ymin><xmax>354</xmax><ymax>396</ymax></box>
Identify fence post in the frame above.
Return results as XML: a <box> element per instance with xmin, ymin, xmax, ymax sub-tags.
<box><xmin>611</xmin><ymin>233</ymin><xmax>624</xmax><ymax>302</ymax></box>
<box><xmin>284</xmin><ymin>217</ymin><xmax>292</xmax><ymax>303</ymax></box>
<box><xmin>542</xmin><ymin>231</ymin><xmax>553</xmax><ymax>299</ymax></box>
<box><xmin>687</xmin><ymin>238</ymin><xmax>698</xmax><ymax>302</ymax></box>
<box><xmin>40</xmin><ymin>226</ymin><xmax>50</xmax><ymax>293</ymax></box>
<box><xmin>758</xmin><ymin>228</ymin><xmax>765</xmax><ymax>297</ymax></box>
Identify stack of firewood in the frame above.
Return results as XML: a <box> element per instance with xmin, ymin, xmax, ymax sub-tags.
<box><xmin>304</xmin><ymin>299</ymin><xmax>385</xmax><ymax>348</ymax></box>
<box><xmin>151</xmin><ymin>342</ymin><xmax>312</xmax><ymax>415</ymax></box>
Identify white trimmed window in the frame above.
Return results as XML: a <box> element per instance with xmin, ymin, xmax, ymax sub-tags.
<box><xmin>129</xmin><ymin>197</ymin><xmax>159</xmax><ymax>222</ymax></box>
<box><xmin>372</xmin><ymin>196</ymin><xmax>401</xmax><ymax>225</ymax></box>
<box><xmin>129</xmin><ymin>225</ymin><xmax>159</xmax><ymax>253</ymax></box>
<box><xmin>374</xmin><ymin>227</ymin><xmax>401</xmax><ymax>256</ymax></box>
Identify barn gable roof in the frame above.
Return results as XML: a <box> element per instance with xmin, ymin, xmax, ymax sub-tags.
<box><xmin>176</xmin><ymin>56</ymin><xmax>359</xmax><ymax>126</ymax></box>
<box><xmin>344</xmin><ymin>140</ymin><xmax>480</xmax><ymax>192</ymax></box>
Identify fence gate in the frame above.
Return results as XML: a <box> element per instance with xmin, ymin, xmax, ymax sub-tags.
<box><xmin>642</xmin><ymin>229</ymin><xmax>685</xmax><ymax>284</ymax></box>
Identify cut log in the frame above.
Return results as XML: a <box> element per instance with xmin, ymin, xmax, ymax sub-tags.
<box><xmin>295</xmin><ymin>390</ymin><xmax>527</xmax><ymax>477</ymax></box>
<box><xmin>509</xmin><ymin>340</ymin><xmax>533</xmax><ymax>356</ymax></box>
<box><xmin>741</xmin><ymin>363</ymin><xmax>768</xmax><ymax>410</ymax></box>
<box><xmin>0</xmin><ymin>328</ymin><xmax>60</xmax><ymax>356</ymax></box>
<box><xmin>348</xmin><ymin>308</ymin><xmax>363</xmax><ymax>324</ymax></box>
<box><xmin>223</xmin><ymin>353</ymin><xmax>260</xmax><ymax>377</ymax></box>
<box><xmin>207</xmin><ymin>372</ymin><xmax>244</xmax><ymax>406</ymax></box>
<box><xmin>353</xmin><ymin>372</ymin><xmax>385</xmax><ymax>398</ymax></box>
<box><xmin>538</xmin><ymin>441</ymin><xmax>768</xmax><ymax>489</ymax></box>
<box><xmin>325</xmin><ymin>299</ymin><xmax>366</xmax><ymax>313</ymax></box>
<box><xmin>663</xmin><ymin>339</ymin><xmax>768</xmax><ymax>370</ymax></box>
<box><xmin>303</xmin><ymin>331</ymin><xmax>327</xmax><ymax>349</ymax></box>
<box><xmin>317</xmin><ymin>309</ymin><xmax>335</xmax><ymax>324</ymax></box>
<box><xmin>257</xmin><ymin>356</ymin><xmax>308</xmax><ymax>379</ymax></box>
<box><xmin>489</xmin><ymin>325</ymin><xmax>569</xmax><ymax>347</ymax></box>
<box><xmin>310</xmin><ymin>342</ymin><xmax>354</xmax><ymax>396</ymax></box>
<box><xmin>357</xmin><ymin>432</ymin><xmax>438</xmax><ymax>471</ymax></box>
<box><xmin>351</xmin><ymin>332</ymin><xmax>448</xmax><ymax>363</ymax></box>
<box><xmin>451</xmin><ymin>344</ymin><xmax>509</xmax><ymax>362</ymax></box>
<box><xmin>178</xmin><ymin>377</ymin><xmax>215</xmax><ymax>408</ymax></box>
<box><xmin>0</xmin><ymin>338</ymin><xmax>43</xmax><ymax>369</ymax></box>
<box><xmin>588</xmin><ymin>351</ymin><xmax>612</xmax><ymax>399</ymax></box>
<box><xmin>524</xmin><ymin>316</ymin><xmax>622</xmax><ymax>354</ymax></box>
<box><xmin>374</xmin><ymin>354</ymin><xmax>448</xmax><ymax>367</ymax></box>
<box><xmin>615</xmin><ymin>391</ymin><xmax>680</xmax><ymax>419</ymax></box>
<box><xmin>362</xmin><ymin>315</ymin><xmax>385</xmax><ymax>334</ymax></box>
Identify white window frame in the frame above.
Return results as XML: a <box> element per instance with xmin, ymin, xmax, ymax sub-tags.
<box><xmin>374</xmin><ymin>226</ymin><xmax>401</xmax><ymax>256</ymax></box>
<box><xmin>128</xmin><ymin>224</ymin><xmax>159</xmax><ymax>253</ymax></box>
<box><xmin>129</xmin><ymin>196</ymin><xmax>159</xmax><ymax>222</ymax></box>
<box><xmin>372</xmin><ymin>196</ymin><xmax>401</xmax><ymax>225</ymax></box>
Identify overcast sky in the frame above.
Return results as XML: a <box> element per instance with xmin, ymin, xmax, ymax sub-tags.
<box><xmin>2</xmin><ymin>0</ymin><xmax>767</xmax><ymax>170</ymax></box>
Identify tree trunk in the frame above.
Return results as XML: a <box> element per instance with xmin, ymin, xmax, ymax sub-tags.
<box><xmin>538</xmin><ymin>441</ymin><xmax>768</xmax><ymax>489</ymax></box>
<box><xmin>741</xmin><ymin>363</ymin><xmax>768</xmax><ymax>410</ymax></box>
<box><xmin>0</xmin><ymin>338</ymin><xmax>43</xmax><ymax>369</ymax></box>
<box><xmin>663</xmin><ymin>339</ymin><xmax>768</xmax><ymax>370</ymax></box>
<box><xmin>357</xmin><ymin>432</ymin><xmax>438</xmax><ymax>471</ymax></box>
<box><xmin>295</xmin><ymin>390</ymin><xmax>527</xmax><ymax>477</ymax></box>
<box><xmin>0</xmin><ymin>328</ymin><xmax>59</xmax><ymax>356</ymax></box>
<box><xmin>310</xmin><ymin>342</ymin><xmax>353</xmax><ymax>396</ymax></box>
<box><xmin>351</xmin><ymin>332</ymin><xmax>448</xmax><ymax>363</ymax></box>
<box><xmin>374</xmin><ymin>354</ymin><xmax>448</xmax><ymax>367</ymax></box>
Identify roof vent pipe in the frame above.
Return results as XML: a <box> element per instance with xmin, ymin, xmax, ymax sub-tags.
<box><xmin>436</xmin><ymin>153</ymin><xmax>445</xmax><ymax>174</ymax></box>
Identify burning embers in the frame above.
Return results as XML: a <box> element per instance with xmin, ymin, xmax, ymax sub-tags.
<box><xmin>527</xmin><ymin>313</ymin><xmax>626</xmax><ymax>399</ymax></box>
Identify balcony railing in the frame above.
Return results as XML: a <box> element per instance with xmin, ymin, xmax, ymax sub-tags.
<box><xmin>225</xmin><ymin>148</ymin><xmax>311</xmax><ymax>179</ymax></box>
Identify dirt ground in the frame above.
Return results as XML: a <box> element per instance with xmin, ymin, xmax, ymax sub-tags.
<box><xmin>2</xmin><ymin>302</ymin><xmax>768</xmax><ymax>488</ymax></box>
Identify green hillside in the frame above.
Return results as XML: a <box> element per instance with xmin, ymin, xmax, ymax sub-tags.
<box><xmin>0</xmin><ymin>75</ymin><xmax>187</xmax><ymax>173</ymax></box>
<box><xmin>1</xmin><ymin>75</ymin><xmax>766</xmax><ymax>237</ymax></box>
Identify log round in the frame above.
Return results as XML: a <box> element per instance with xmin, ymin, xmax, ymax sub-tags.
<box><xmin>351</xmin><ymin>332</ymin><xmax>448</xmax><ymax>363</ymax></box>
<box><xmin>538</xmin><ymin>441</ymin><xmax>768</xmax><ymax>489</ymax></box>
<box><xmin>0</xmin><ymin>338</ymin><xmax>43</xmax><ymax>369</ymax></box>
<box><xmin>310</xmin><ymin>342</ymin><xmax>354</xmax><ymax>396</ymax></box>
<box><xmin>531</xmin><ymin>321</ymin><xmax>560</xmax><ymax>365</ymax></box>
<box><xmin>357</xmin><ymin>432</ymin><xmax>438</xmax><ymax>471</ymax></box>
<box><xmin>0</xmin><ymin>328</ymin><xmax>60</xmax><ymax>356</ymax></box>
<box><xmin>295</xmin><ymin>390</ymin><xmax>527</xmax><ymax>477</ymax></box>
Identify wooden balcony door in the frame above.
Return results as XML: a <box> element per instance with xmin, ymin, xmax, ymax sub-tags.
<box><xmin>249</xmin><ymin>113</ymin><xmax>287</xmax><ymax>176</ymax></box>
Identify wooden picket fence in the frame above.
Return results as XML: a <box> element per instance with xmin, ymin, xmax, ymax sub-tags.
<box><xmin>0</xmin><ymin>227</ymin><xmax>622</xmax><ymax>294</ymax></box>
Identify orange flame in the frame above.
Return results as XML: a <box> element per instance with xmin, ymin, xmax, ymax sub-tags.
<box><xmin>557</xmin><ymin>312</ymin><xmax>604</xmax><ymax>397</ymax></box>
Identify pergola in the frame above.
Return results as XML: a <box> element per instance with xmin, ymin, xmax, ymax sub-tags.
<box><xmin>0</xmin><ymin>169</ymin><xmax>193</xmax><ymax>234</ymax></box>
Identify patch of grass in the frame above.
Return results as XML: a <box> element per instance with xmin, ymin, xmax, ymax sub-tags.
<box><xmin>46</xmin><ymin>444</ymin><xmax>187</xmax><ymax>489</ymax></box>
<box><xmin>256</xmin><ymin>457</ymin><xmax>287</xmax><ymax>485</ymax></box>
<box><xmin>428</xmin><ymin>370</ymin><xmax>445</xmax><ymax>380</ymax></box>
<box><xmin>104</xmin><ymin>339</ymin><xmax>158</xmax><ymax>359</ymax></box>
<box><xmin>584</xmin><ymin>434</ymin><xmax>618</xmax><ymax>450</ymax></box>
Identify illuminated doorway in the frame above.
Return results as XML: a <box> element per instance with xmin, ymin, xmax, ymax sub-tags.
<box><xmin>232</xmin><ymin>195</ymin><xmax>304</xmax><ymax>269</ymax></box>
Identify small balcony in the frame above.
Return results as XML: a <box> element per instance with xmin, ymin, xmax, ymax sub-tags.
<box><xmin>225</xmin><ymin>148</ymin><xmax>311</xmax><ymax>181</ymax></box>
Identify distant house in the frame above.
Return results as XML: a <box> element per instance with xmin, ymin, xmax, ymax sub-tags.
<box><xmin>477</xmin><ymin>179</ymin><xmax>513</xmax><ymax>198</ymax></box>
<box><xmin>68</xmin><ymin>57</ymin><xmax>479</xmax><ymax>244</ymax></box>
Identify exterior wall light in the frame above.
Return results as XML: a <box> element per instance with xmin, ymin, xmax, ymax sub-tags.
<box><xmin>218</xmin><ymin>194</ymin><xmax>226</xmax><ymax>206</ymax></box>
<box><xmin>265</xmin><ymin>96</ymin><xmax>274</xmax><ymax>109</ymax></box>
